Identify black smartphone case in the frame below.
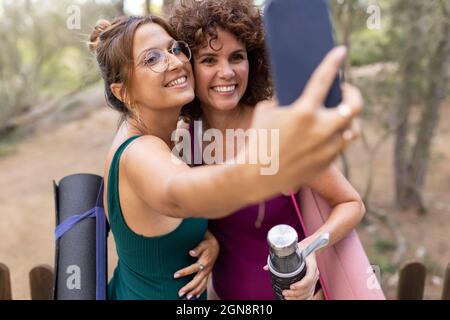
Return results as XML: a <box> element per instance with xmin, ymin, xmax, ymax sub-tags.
<box><xmin>264</xmin><ymin>0</ymin><xmax>342</xmax><ymax>107</ymax></box>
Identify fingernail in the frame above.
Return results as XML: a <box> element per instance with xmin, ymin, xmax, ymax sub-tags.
<box><xmin>174</xmin><ymin>273</ymin><xmax>180</xmax><ymax>279</ymax></box>
<box><xmin>187</xmin><ymin>294</ymin><xmax>192</xmax><ymax>300</ymax></box>
<box><xmin>179</xmin><ymin>291</ymin><xmax>185</xmax><ymax>297</ymax></box>
<box><xmin>335</xmin><ymin>46</ymin><xmax>347</xmax><ymax>59</ymax></box>
<box><xmin>190</xmin><ymin>250</ymin><xmax>196</xmax><ymax>256</ymax></box>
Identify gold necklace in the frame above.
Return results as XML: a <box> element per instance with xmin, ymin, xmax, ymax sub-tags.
<box><xmin>255</xmin><ymin>201</ymin><xmax>266</xmax><ymax>229</ymax></box>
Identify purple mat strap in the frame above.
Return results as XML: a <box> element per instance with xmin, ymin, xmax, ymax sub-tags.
<box><xmin>54</xmin><ymin>207</ymin><xmax>97</xmax><ymax>240</ymax></box>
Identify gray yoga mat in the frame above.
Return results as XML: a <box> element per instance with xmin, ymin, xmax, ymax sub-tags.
<box><xmin>53</xmin><ymin>173</ymin><xmax>104</xmax><ymax>300</ymax></box>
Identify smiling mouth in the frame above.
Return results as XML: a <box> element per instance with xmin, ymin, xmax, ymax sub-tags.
<box><xmin>165</xmin><ymin>76</ymin><xmax>188</xmax><ymax>88</ymax></box>
<box><xmin>211</xmin><ymin>85</ymin><xmax>237</xmax><ymax>93</ymax></box>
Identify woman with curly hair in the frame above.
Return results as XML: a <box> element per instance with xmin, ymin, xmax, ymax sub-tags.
<box><xmin>170</xmin><ymin>0</ymin><xmax>366</xmax><ymax>300</ymax></box>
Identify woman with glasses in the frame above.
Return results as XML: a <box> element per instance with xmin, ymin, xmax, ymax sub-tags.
<box><xmin>89</xmin><ymin>13</ymin><xmax>361</xmax><ymax>300</ymax></box>
<box><xmin>169</xmin><ymin>0</ymin><xmax>366</xmax><ymax>300</ymax></box>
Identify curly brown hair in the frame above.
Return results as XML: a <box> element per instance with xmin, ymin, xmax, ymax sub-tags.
<box><xmin>169</xmin><ymin>0</ymin><xmax>273</xmax><ymax>120</ymax></box>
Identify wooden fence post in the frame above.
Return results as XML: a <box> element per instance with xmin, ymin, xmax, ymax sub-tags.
<box><xmin>442</xmin><ymin>263</ymin><xmax>450</xmax><ymax>300</ymax></box>
<box><xmin>0</xmin><ymin>263</ymin><xmax>12</xmax><ymax>300</ymax></box>
<box><xmin>397</xmin><ymin>262</ymin><xmax>426</xmax><ymax>300</ymax></box>
<box><xmin>29</xmin><ymin>264</ymin><xmax>54</xmax><ymax>300</ymax></box>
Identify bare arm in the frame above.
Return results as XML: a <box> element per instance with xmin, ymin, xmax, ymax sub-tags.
<box><xmin>123</xmin><ymin>135</ymin><xmax>258</xmax><ymax>219</ymax></box>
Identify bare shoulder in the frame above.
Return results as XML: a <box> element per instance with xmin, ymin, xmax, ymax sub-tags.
<box><xmin>120</xmin><ymin>134</ymin><xmax>187</xmax><ymax>184</ymax></box>
<box><xmin>122</xmin><ymin>135</ymin><xmax>172</xmax><ymax>165</ymax></box>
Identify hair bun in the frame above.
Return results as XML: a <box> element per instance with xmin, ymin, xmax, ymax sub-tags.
<box><xmin>88</xmin><ymin>19</ymin><xmax>111</xmax><ymax>53</ymax></box>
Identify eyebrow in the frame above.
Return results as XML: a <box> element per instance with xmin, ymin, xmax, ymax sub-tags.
<box><xmin>197</xmin><ymin>49</ymin><xmax>246</xmax><ymax>60</ymax></box>
<box><xmin>137</xmin><ymin>39</ymin><xmax>175</xmax><ymax>63</ymax></box>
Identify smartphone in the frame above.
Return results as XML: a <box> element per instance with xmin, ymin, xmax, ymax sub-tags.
<box><xmin>263</xmin><ymin>0</ymin><xmax>342</xmax><ymax>107</ymax></box>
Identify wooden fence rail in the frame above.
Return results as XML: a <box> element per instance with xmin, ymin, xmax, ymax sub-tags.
<box><xmin>397</xmin><ymin>261</ymin><xmax>450</xmax><ymax>300</ymax></box>
<box><xmin>0</xmin><ymin>263</ymin><xmax>53</xmax><ymax>300</ymax></box>
<box><xmin>397</xmin><ymin>262</ymin><xmax>427</xmax><ymax>300</ymax></box>
<box><xmin>0</xmin><ymin>262</ymin><xmax>12</xmax><ymax>300</ymax></box>
<box><xmin>29</xmin><ymin>265</ymin><xmax>54</xmax><ymax>300</ymax></box>
<box><xmin>440</xmin><ymin>263</ymin><xmax>450</xmax><ymax>300</ymax></box>
<box><xmin>1</xmin><ymin>261</ymin><xmax>449</xmax><ymax>300</ymax></box>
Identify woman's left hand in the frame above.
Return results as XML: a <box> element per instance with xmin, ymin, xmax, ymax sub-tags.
<box><xmin>281</xmin><ymin>251</ymin><xmax>320</xmax><ymax>300</ymax></box>
<box><xmin>263</xmin><ymin>237</ymin><xmax>321</xmax><ymax>300</ymax></box>
<box><xmin>282</xmin><ymin>238</ymin><xmax>320</xmax><ymax>300</ymax></box>
<box><xmin>174</xmin><ymin>230</ymin><xmax>220</xmax><ymax>299</ymax></box>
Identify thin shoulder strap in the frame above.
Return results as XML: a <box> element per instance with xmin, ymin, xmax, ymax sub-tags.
<box><xmin>106</xmin><ymin>135</ymin><xmax>142</xmax><ymax>221</ymax></box>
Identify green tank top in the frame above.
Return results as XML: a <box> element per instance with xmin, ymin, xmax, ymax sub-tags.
<box><xmin>107</xmin><ymin>135</ymin><xmax>208</xmax><ymax>300</ymax></box>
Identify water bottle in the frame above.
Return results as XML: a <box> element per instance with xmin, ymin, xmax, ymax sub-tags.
<box><xmin>267</xmin><ymin>224</ymin><xmax>329</xmax><ymax>300</ymax></box>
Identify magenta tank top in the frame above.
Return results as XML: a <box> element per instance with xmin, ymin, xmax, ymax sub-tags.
<box><xmin>209</xmin><ymin>196</ymin><xmax>306</xmax><ymax>300</ymax></box>
<box><xmin>188</xmin><ymin>122</ymin><xmax>306</xmax><ymax>299</ymax></box>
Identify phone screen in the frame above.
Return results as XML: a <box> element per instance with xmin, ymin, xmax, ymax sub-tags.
<box><xmin>263</xmin><ymin>0</ymin><xmax>342</xmax><ymax>107</ymax></box>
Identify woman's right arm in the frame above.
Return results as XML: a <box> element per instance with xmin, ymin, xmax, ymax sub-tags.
<box><xmin>124</xmin><ymin>46</ymin><xmax>363</xmax><ymax>219</ymax></box>
<box><xmin>123</xmin><ymin>136</ymin><xmax>260</xmax><ymax>218</ymax></box>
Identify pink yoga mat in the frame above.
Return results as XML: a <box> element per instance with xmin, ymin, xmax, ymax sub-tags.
<box><xmin>296</xmin><ymin>187</ymin><xmax>386</xmax><ymax>300</ymax></box>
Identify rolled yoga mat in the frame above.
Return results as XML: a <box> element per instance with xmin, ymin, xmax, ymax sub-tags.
<box><xmin>298</xmin><ymin>187</ymin><xmax>386</xmax><ymax>300</ymax></box>
<box><xmin>53</xmin><ymin>173</ymin><xmax>107</xmax><ymax>300</ymax></box>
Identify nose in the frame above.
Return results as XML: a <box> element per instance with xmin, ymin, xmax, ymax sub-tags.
<box><xmin>217</xmin><ymin>61</ymin><xmax>235</xmax><ymax>79</ymax></box>
<box><xmin>166</xmin><ymin>53</ymin><xmax>184</xmax><ymax>71</ymax></box>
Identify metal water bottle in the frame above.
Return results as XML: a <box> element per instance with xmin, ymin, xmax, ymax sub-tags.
<box><xmin>267</xmin><ymin>225</ymin><xmax>329</xmax><ymax>300</ymax></box>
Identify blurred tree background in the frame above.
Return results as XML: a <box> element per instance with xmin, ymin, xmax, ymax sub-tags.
<box><xmin>331</xmin><ymin>0</ymin><xmax>450</xmax><ymax>213</ymax></box>
<box><xmin>0</xmin><ymin>0</ymin><xmax>122</xmax><ymax>136</ymax></box>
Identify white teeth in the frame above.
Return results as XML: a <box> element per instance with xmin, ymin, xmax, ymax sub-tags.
<box><xmin>167</xmin><ymin>76</ymin><xmax>187</xmax><ymax>87</ymax></box>
<box><xmin>213</xmin><ymin>85</ymin><xmax>236</xmax><ymax>93</ymax></box>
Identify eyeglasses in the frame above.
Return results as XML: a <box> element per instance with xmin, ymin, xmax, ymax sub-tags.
<box><xmin>140</xmin><ymin>41</ymin><xmax>192</xmax><ymax>73</ymax></box>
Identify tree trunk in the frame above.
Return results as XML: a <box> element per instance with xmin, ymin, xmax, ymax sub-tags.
<box><xmin>341</xmin><ymin>13</ymin><xmax>352</xmax><ymax>82</ymax></box>
<box><xmin>330</xmin><ymin>0</ymin><xmax>356</xmax><ymax>82</ymax></box>
<box><xmin>406</xmin><ymin>10</ymin><xmax>450</xmax><ymax>212</ymax></box>
<box><xmin>144</xmin><ymin>0</ymin><xmax>152</xmax><ymax>15</ymax></box>
<box><xmin>393</xmin><ymin>0</ymin><xmax>422</xmax><ymax>209</ymax></box>
<box><xmin>393</xmin><ymin>62</ymin><xmax>415</xmax><ymax>208</ymax></box>
<box><xmin>116</xmin><ymin>0</ymin><xmax>125</xmax><ymax>16</ymax></box>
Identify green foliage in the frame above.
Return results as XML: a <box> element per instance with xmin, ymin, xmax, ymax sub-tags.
<box><xmin>349</xmin><ymin>29</ymin><xmax>392</xmax><ymax>66</ymax></box>
<box><xmin>40</xmin><ymin>47</ymin><xmax>93</xmax><ymax>96</ymax></box>
<box><xmin>0</xmin><ymin>126</ymin><xmax>27</xmax><ymax>158</ymax></box>
<box><xmin>374</xmin><ymin>238</ymin><xmax>397</xmax><ymax>253</ymax></box>
<box><xmin>370</xmin><ymin>252</ymin><xmax>397</xmax><ymax>275</ymax></box>
<box><xmin>377</xmin><ymin>256</ymin><xmax>397</xmax><ymax>275</ymax></box>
